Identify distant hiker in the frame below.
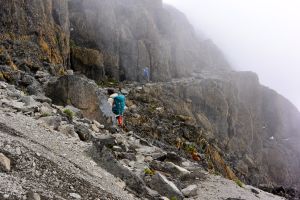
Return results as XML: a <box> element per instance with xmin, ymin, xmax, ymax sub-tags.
<box><xmin>107</xmin><ymin>87</ymin><xmax>126</xmax><ymax>127</ymax></box>
<box><xmin>143</xmin><ymin>67</ymin><xmax>150</xmax><ymax>82</ymax></box>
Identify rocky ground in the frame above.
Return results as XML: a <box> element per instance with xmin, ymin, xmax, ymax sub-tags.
<box><xmin>0</xmin><ymin>80</ymin><xmax>287</xmax><ymax>200</ymax></box>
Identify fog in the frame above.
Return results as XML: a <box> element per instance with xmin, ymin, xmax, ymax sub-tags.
<box><xmin>163</xmin><ymin>0</ymin><xmax>300</xmax><ymax>110</ymax></box>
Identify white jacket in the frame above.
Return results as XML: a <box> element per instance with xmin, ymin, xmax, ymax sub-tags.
<box><xmin>108</xmin><ymin>93</ymin><xmax>118</xmax><ymax>107</ymax></box>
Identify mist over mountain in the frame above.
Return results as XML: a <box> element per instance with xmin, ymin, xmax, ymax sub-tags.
<box><xmin>163</xmin><ymin>0</ymin><xmax>300</xmax><ymax>111</ymax></box>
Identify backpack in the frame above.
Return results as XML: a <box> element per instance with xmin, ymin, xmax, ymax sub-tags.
<box><xmin>112</xmin><ymin>93</ymin><xmax>126</xmax><ymax>115</ymax></box>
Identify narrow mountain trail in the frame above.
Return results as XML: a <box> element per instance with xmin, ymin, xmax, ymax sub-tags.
<box><xmin>0</xmin><ymin>81</ymin><xmax>287</xmax><ymax>199</ymax></box>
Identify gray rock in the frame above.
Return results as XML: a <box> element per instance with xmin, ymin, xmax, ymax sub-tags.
<box><xmin>0</xmin><ymin>153</ymin><xmax>11</xmax><ymax>172</ymax></box>
<box><xmin>69</xmin><ymin>193</ymin><xmax>81</xmax><ymax>199</ymax></box>
<box><xmin>20</xmin><ymin>74</ymin><xmax>35</xmax><ymax>86</ymax></box>
<box><xmin>145</xmin><ymin>186</ymin><xmax>160</xmax><ymax>199</ymax></box>
<box><xmin>159</xmin><ymin>197</ymin><xmax>170</xmax><ymax>200</ymax></box>
<box><xmin>91</xmin><ymin>124</ymin><xmax>100</xmax><ymax>133</ymax></box>
<box><xmin>0</xmin><ymin>81</ymin><xmax>8</xmax><ymax>89</ymax></box>
<box><xmin>21</xmin><ymin>96</ymin><xmax>39</xmax><ymax>107</ymax></box>
<box><xmin>112</xmin><ymin>146</ymin><xmax>123</xmax><ymax>152</ymax></box>
<box><xmin>150</xmin><ymin>161</ymin><xmax>190</xmax><ymax>177</ymax></box>
<box><xmin>32</xmin><ymin>95</ymin><xmax>52</xmax><ymax>104</ymax></box>
<box><xmin>8</xmin><ymin>101</ymin><xmax>25</xmax><ymax>111</ymax></box>
<box><xmin>39</xmin><ymin>103</ymin><xmax>53</xmax><ymax>115</ymax></box>
<box><xmin>16</xmin><ymin>147</ymin><xmax>22</xmax><ymax>155</ymax></box>
<box><xmin>74</xmin><ymin>122</ymin><xmax>92</xmax><ymax>141</ymax></box>
<box><xmin>148</xmin><ymin>172</ymin><xmax>184</xmax><ymax>200</ymax></box>
<box><xmin>66</xmin><ymin>70</ymin><xmax>74</xmax><ymax>75</ymax></box>
<box><xmin>93</xmin><ymin>120</ymin><xmax>101</xmax><ymax>128</ymax></box>
<box><xmin>59</xmin><ymin>124</ymin><xmax>77</xmax><ymax>137</ymax></box>
<box><xmin>94</xmin><ymin>147</ymin><xmax>148</xmax><ymax>196</ymax></box>
<box><xmin>93</xmin><ymin>135</ymin><xmax>116</xmax><ymax>151</ymax></box>
<box><xmin>182</xmin><ymin>185</ymin><xmax>198</xmax><ymax>197</ymax></box>
<box><xmin>121</xmin><ymin>89</ymin><xmax>129</xmax><ymax>95</ymax></box>
<box><xmin>27</xmin><ymin>81</ymin><xmax>43</xmax><ymax>95</ymax></box>
<box><xmin>27</xmin><ymin>192</ymin><xmax>41</xmax><ymax>200</ymax></box>
<box><xmin>40</xmin><ymin>116</ymin><xmax>62</xmax><ymax>130</ymax></box>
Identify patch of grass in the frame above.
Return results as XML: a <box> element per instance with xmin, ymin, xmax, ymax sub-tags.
<box><xmin>39</xmin><ymin>38</ymin><xmax>49</xmax><ymax>52</ymax></box>
<box><xmin>170</xmin><ymin>197</ymin><xmax>178</xmax><ymax>200</ymax></box>
<box><xmin>58</xmin><ymin>67</ymin><xmax>65</xmax><ymax>76</ymax></box>
<box><xmin>63</xmin><ymin>109</ymin><xmax>74</xmax><ymax>120</ymax></box>
<box><xmin>0</xmin><ymin>72</ymin><xmax>4</xmax><ymax>80</ymax></box>
<box><xmin>70</xmin><ymin>39</ymin><xmax>77</xmax><ymax>48</ymax></box>
<box><xmin>144</xmin><ymin>168</ymin><xmax>155</xmax><ymax>176</ymax></box>
<box><xmin>185</xmin><ymin>143</ymin><xmax>197</xmax><ymax>154</ymax></box>
<box><xmin>235</xmin><ymin>179</ymin><xmax>244</xmax><ymax>188</ymax></box>
<box><xmin>98</xmin><ymin>78</ymin><xmax>119</xmax><ymax>87</ymax></box>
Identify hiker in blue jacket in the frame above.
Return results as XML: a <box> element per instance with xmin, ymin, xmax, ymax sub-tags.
<box><xmin>108</xmin><ymin>87</ymin><xmax>126</xmax><ymax>127</ymax></box>
<box><xmin>143</xmin><ymin>67</ymin><xmax>150</xmax><ymax>82</ymax></box>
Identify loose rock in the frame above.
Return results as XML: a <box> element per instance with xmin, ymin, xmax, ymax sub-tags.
<box><xmin>148</xmin><ymin>172</ymin><xmax>184</xmax><ymax>200</ymax></box>
<box><xmin>0</xmin><ymin>153</ymin><xmax>11</xmax><ymax>172</ymax></box>
<box><xmin>182</xmin><ymin>184</ymin><xmax>198</xmax><ymax>197</ymax></box>
<box><xmin>69</xmin><ymin>193</ymin><xmax>82</xmax><ymax>199</ymax></box>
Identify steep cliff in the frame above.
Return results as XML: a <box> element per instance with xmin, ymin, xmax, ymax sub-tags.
<box><xmin>68</xmin><ymin>0</ymin><xmax>230</xmax><ymax>82</ymax></box>
<box><xmin>125</xmin><ymin>71</ymin><xmax>300</xmax><ymax>190</ymax></box>
<box><xmin>0</xmin><ymin>0</ymin><xmax>70</xmax><ymax>72</ymax></box>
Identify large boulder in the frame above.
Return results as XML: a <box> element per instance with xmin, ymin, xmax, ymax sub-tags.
<box><xmin>45</xmin><ymin>75</ymin><xmax>103</xmax><ymax>122</ymax></box>
<box><xmin>147</xmin><ymin>172</ymin><xmax>184</xmax><ymax>200</ymax></box>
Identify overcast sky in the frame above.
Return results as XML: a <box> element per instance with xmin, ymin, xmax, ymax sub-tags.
<box><xmin>163</xmin><ymin>0</ymin><xmax>300</xmax><ymax>110</ymax></box>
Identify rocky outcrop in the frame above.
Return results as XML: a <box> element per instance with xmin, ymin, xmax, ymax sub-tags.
<box><xmin>71</xmin><ymin>47</ymin><xmax>105</xmax><ymax>83</ymax></box>
<box><xmin>0</xmin><ymin>0</ymin><xmax>70</xmax><ymax>72</ymax></box>
<box><xmin>45</xmin><ymin>75</ymin><xmax>103</xmax><ymax>121</ymax></box>
<box><xmin>125</xmin><ymin>71</ymin><xmax>300</xmax><ymax>190</ymax></box>
<box><xmin>68</xmin><ymin>0</ymin><xmax>230</xmax><ymax>82</ymax></box>
<box><xmin>0</xmin><ymin>0</ymin><xmax>230</xmax><ymax>83</ymax></box>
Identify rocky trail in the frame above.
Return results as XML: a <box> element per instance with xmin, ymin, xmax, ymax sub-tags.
<box><xmin>0</xmin><ymin>80</ymin><xmax>286</xmax><ymax>200</ymax></box>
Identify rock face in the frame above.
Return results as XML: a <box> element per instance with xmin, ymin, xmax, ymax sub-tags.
<box><xmin>71</xmin><ymin>47</ymin><xmax>105</xmax><ymax>83</ymax></box>
<box><xmin>125</xmin><ymin>71</ymin><xmax>300</xmax><ymax>190</ymax></box>
<box><xmin>0</xmin><ymin>0</ymin><xmax>70</xmax><ymax>72</ymax></box>
<box><xmin>68</xmin><ymin>0</ymin><xmax>230</xmax><ymax>81</ymax></box>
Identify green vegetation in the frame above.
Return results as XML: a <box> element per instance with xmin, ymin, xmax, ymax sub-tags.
<box><xmin>70</xmin><ymin>39</ymin><xmax>77</xmax><ymax>48</ymax></box>
<box><xmin>144</xmin><ymin>168</ymin><xmax>155</xmax><ymax>176</ymax></box>
<box><xmin>235</xmin><ymin>179</ymin><xmax>244</xmax><ymax>188</ymax></box>
<box><xmin>98</xmin><ymin>78</ymin><xmax>119</xmax><ymax>87</ymax></box>
<box><xmin>63</xmin><ymin>109</ymin><xmax>74</xmax><ymax>120</ymax></box>
<box><xmin>185</xmin><ymin>143</ymin><xmax>197</xmax><ymax>154</ymax></box>
<box><xmin>170</xmin><ymin>197</ymin><xmax>178</xmax><ymax>200</ymax></box>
